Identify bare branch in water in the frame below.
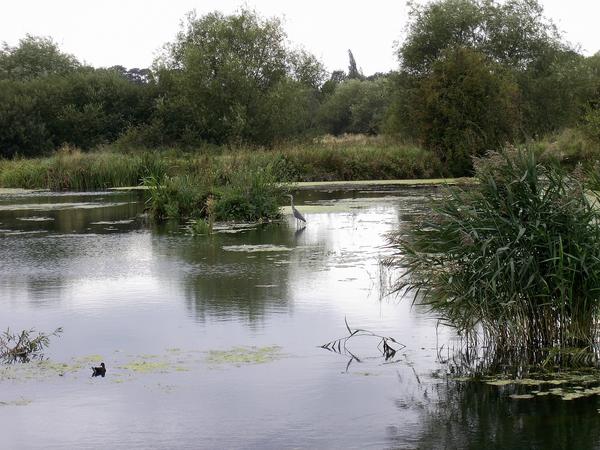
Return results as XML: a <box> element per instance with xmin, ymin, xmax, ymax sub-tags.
<box><xmin>320</xmin><ymin>317</ymin><xmax>405</xmax><ymax>370</ymax></box>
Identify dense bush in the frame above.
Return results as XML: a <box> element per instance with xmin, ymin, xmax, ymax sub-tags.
<box><xmin>317</xmin><ymin>78</ymin><xmax>391</xmax><ymax>135</ymax></box>
<box><xmin>387</xmin><ymin>0</ymin><xmax>600</xmax><ymax>173</ymax></box>
<box><xmin>407</xmin><ymin>47</ymin><xmax>520</xmax><ymax>175</ymax></box>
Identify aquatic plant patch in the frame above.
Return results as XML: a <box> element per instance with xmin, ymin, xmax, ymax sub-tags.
<box><xmin>455</xmin><ymin>369</ymin><xmax>600</xmax><ymax>401</ymax></box>
<box><xmin>205</xmin><ymin>346</ymin><xmax>284</xmax><ymax>367</ymax></box>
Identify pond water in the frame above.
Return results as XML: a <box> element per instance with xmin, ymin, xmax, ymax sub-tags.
<box><xmin>1</xmin><ymin>187</ymin><xmax>600</xmax><ymax>449</ymax></box>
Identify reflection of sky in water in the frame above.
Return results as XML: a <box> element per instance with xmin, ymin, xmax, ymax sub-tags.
<box><xmin>1</xmin><ymin>189</ymin><xmax>598</xmax><ymax>449</ymax></box>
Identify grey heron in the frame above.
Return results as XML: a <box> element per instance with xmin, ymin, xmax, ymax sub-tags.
<box><xmin>287</xmin><ymin>194</ymin><xmax>306</xmax><ymax>226</ymax></box>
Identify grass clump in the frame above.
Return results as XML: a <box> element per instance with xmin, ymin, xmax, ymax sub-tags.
<box><xmin>144</xmin><ymin>167</ymin><xmax>282</xmax><ymax>223</ymax></box>
<box><xmin>214</xmin><ymin>167</ymin><xmax>283</xmax><ymax>221</ymax></box>
<box><xmin>388</xmin><ymin>148</ymin><xmax>600</xmax><ymax>358</ymax></box>
<box><xmin>144</xmin><ymin>175</ymin><xmax>211</xmax><ymax>221</ymax></box>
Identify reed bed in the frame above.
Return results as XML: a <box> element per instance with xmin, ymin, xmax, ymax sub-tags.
<box><xmin>388</xmin><ymin>148</ymin><xmax>600</xmax><ymax>360</ymax></box>
<box><xmin>0</xmin><ymin>138</ymin><xmax>442</xmax><ymax>191</ymax></box>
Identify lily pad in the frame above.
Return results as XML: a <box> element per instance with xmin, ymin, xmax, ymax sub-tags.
<box><xmin>510</xmin><ymin>394</ymin><xmax>535</xmax><ymax>399</ymax></box>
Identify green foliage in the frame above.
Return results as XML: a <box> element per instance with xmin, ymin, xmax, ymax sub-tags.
<box><xmin>347</xmin><ymin>50</ymin><xmax>363</xmax><ymax>80</ymax></box>
<box><xmin>408</xmin><ymin>47</ymin><xmax>520</xmax><ymax>174</ymax></box>
<box><xmin>518</xmin><ymin>49</ymin><xmax>595</xmax><ymax>134</ymax></box>
<box><xmin>143</xmin><ymin>175</ymin><xmax>211</xmax><ymax>221</ymax></box>
<box><xmin>143</xmin><ymin>167</ymin><xmax>281</xmax><ymax>223</ymax></box>
<box><xmin>0</xmin><ymin>138</ymin><xmax>444</xmax><ymax>191</ymax></box>
<box><xmin>214</xmin><ymin>167</ymin><xmax>283</xmax><ymax>221</ymax></box>
<box><xmin>389</xmin><ymin>149</ymin><xmax>600</xmax><ymax>351</ymax></box>
<box><xmin>153</xmin><ymin>8</ymin><xmax>325</xmax><ymax>146</ymax></box>
<box><xmin>0</xmin><ymin>79</ymin><xmax>53</xmax><ymax>157</ymax></box>
<box><xmin>0</xmin><ymin>35</ymin><xmax>79</xmax><ymax>80</ymax></box>
<box><xmin>581</xmin><ymin>106</ymin><xmax>600</xmax><ymax>145</ymax></box>
<box><xmin>0</xmin><ymin>67</ymin><xmax>156</xmax><ymax>157</ymax></box>
<box><xmin>398</xmin><ymin>0</ymin><xmax>562</xmax><ymax>75</ymax></box>
<box><xmin>317</xmin><ymin>78</ymin><xmax>391</xmax><ymax>135</ymax></box>
<box><xmin>1</xmin><ymin>327</ymin><xmax>62</xmax><ymax>363</ymax></box>
<box><xmin>189</xmin><ymin>218</ymin><xmax>213</xmax><ymax>236</ymax></box>
<box><xmin>390</xmin><ymin>0</ymin><xmax>600</xmax><ymax>166</ymax></box>
<box><xmin>0</xmin><ymin>147</ymin><xmax>167</xmax><ymax>190</ymax></box>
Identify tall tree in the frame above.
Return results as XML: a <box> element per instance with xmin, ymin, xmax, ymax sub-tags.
<box><xmin>0</xmin><ymin>35</ymin><xmax>79</xmax><ymax>80</ymax></box>
<box><xmin>347</xmin><ymin>49</ymin><xmax>362</xmax><ymax>80</ymax></box>
<box><xmin>154</xmin><ymin>8</ymin><xmax>324</xmax><ymax>145</ymax></box>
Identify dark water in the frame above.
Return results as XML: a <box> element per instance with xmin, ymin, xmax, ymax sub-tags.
<box><xmin>1</xmin><ymin>188</ymin><xmax>599</xmax><ymax>449</ymax></box>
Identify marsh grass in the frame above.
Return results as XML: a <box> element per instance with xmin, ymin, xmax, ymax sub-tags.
<box><xmin>0</xmin><ymin>137</ymin><xmax>443</xmax><ymax>190</ymax></box>
<box><xmin>143</xmin><ymin>174</ymin><xmax>212</xmax><ymax>221</ymax></box>
<box><xmin>388</xmin><ymin>148</ymin><xmax>600</xmax><ymax>364</ymax></box>
<box><xmin>144</xmin><ymin>167</ymin><xmax>283</xmax><ymax>223</ymax></box>
<box><xmin>0</xmin><ymin>146</ymin><xmax>167</xmax><ymax>190</ymax></box>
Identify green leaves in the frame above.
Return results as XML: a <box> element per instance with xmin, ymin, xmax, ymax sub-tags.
<box><xmin>389</xmin><ymin>148</ymin><xmax>600</xmax><ymax>353</ymax></box>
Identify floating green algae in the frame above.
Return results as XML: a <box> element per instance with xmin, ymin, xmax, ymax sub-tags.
<box><xmin>120</xmin><ymin>360</ymin><xmax>171</xmax><ymax>373</ymax></box>
<box><xmin>205</xmin><ymin>346</ymin><xmax>283</xmax><ymax>367</ymax></box>
<box><xmin>0</xmin><ymin>360</ymin><xmax>81</xmax><ymax>381</ymax></box>
<box><xmin>510</xmin><ymin>394</ymin><xmax>535</xmax><ymax>399</ymax></box>
<box><xmin>351</xmin><ymin>371</ymin><xmax>380</xmax><ymax>377</ymax></box>
<box><xmin>17</xmin><ymin>216</ymin><xmax>54</xmax><ymax>222</ymax></box>
<box><xmin>292</xmin><ymin>178</ymin><xmax>473</xmax><ymax>190</ymax></box>
<box><xmin>117</xmin><ymin>352</ymin><xmax>190</xmax><ymax>374</ymax></box>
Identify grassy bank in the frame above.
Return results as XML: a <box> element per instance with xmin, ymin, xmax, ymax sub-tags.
<box><xmin>0</xmin><ymin>136</ymin><xmax>442</xmax><ymax>191</ymax></box>
<box><xmin>2</xmin><ymin>131</ymin><xmax>598</xmax><ymax>192</ymax></box>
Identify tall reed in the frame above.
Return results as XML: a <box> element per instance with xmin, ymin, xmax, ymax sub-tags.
<box><xmin>388</xmin><ymin>148</ymin><xmax>600</xmax><ymax>356</ymax></box>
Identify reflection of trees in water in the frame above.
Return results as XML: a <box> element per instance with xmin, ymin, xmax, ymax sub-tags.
<box><xmin>0</xmin><ymin>274</ymin><xmax>66</xmax><ymax>309</ymax></box>
<box><xmin>171</xmin><ymin>223</ymin><xmax>330</xmax><ymax>323</ymax></box>
<box><xmin>0</xmin><ymin>191</ymin><xmax>143</xmax><ymax>234</ymax></box>
<box><xmin>399</xmin><ymin>379</ymin><xmax>600</xmax><ymax>450</ymax></box>
<box><xmin>0</xmin><ymin>230</ymin><xmax>152</xmax><ymax>309</ymax></box>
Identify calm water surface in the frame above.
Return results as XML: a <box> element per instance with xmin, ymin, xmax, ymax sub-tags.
<box><xmin>1</xmin><ymin>188</ymin><xmax>599</xmax><ymax>449</ymax></box>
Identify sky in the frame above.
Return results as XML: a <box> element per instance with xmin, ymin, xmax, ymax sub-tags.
<box><xmin>1</xmin><ymin>0</ymin><xmax>599</xmax><ymax>75</ymax></box>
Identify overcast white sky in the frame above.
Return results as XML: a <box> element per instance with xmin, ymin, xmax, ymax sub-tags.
<box><xmin>1</xmin><ymin>0</ymin><xmax>598</xmax><ymax>75</ymax></box>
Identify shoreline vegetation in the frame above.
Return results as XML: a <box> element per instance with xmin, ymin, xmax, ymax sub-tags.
<box><xmin>1</xmin><ymin>129</ymin><xmax>598</xmax><ymax>192</ymax></box>
<box><xmin>0</xmin><ymin>136</ymin><xmax>443</xmax><ymax>191</ymax></box>
<box><xmin>387</xmin><ymin>148</ymin><xmax>600</xmax><ymax>374</ymax></box>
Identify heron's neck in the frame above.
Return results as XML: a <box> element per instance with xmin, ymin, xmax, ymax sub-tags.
<box><xmin>289</xmin><ymin>198</ymin><xmax>294</xmax><ymax>207</ymax></box>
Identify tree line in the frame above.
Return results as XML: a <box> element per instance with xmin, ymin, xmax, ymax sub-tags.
<box><xmin>1</xmin><ymin>1</ymin><xmax>599</xmax><ymax>175</ymax></box>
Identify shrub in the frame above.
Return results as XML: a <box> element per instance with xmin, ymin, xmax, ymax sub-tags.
<box><xmin>214</xmin><ymin>167</ymin><xmax>283</xmax><ymax>221</ymax></box>
<box><xmin>143</xmin><ymin>174</ymin><xmax>211</xmax><ymax>221</ymax></box>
